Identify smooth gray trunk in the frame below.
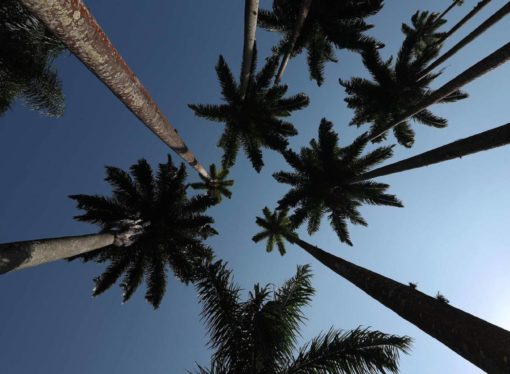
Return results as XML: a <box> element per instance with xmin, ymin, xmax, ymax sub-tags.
<box><xmin>0</xmin><ymin>233</ymin><xmax>114</xmax><ymax>274</ymax></box>
<box><xmin>293</xmin><ymin>237</ymin><xmax>510</xmax><ymax>373</ymax></box>
<box><xmin>274</xmin><ymin>0</ymin><xmax>313</xmax><ymax>84</ymax></box>
<box><xmin>353</xmin><ymin>122</ymin><xmax>510</xmax><ymax>182</ymax></box>
<box><xmin>19</xmin><ymin>0</ymin><xmax>209</xmax><ymax>178</ymax></box>
<box><xmin>420</xmin><ymin>2</ymin><xmax>510</xmax><ymax>79</ymax></box>
<box><xmin>368</xmin><ymin>41</ymin><xmax>510</xmax><ymax>143</ymax></box>
<box><xmin>441</xmin><ymin>0</ymin><xmax>492</xmax><ymax>42</ymax></box>
<box><xmin>240</xmin><ymin>0</ymin><xmax>260</xmax><ymax>99</ymax></box>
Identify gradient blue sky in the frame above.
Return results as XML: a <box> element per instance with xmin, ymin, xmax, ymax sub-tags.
<box><xmin>1</xmin><ymin>1</ymin><xmax>509</xmax><ymax>373</ymax></box>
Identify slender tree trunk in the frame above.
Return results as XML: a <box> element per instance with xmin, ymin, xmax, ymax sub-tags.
<box><xmin>435</xmin><ymin>0</ymin><xmax>462</xmax><ymax>26</ymax></box>
<box><xmin>19</xmin><ymin>0</ymin><xmax>209</xmax><ymax>179</ymax></box>
<box><xmin>239</xmin><ymin>0</ymin><xmax>260</xmax><ymax>99</ymax></box>
<box><xmin>292</xmin><ymin>237</ymin><xmax>510</xmax><ymax>373</ymax></box>
<box><xmin>274</xmin><ymin>0</ymin><xmax>313</xmax><ymax>84</ymax></box>
<box><xmin>420</xmin><ymin>2</ymin><xmax>510</xmax><ymax>79</ymax></box>
<box><xmin>0</xmin><ymin>233</ymin><xmax>114</xmax><ymax>274</ymax></box>
<box><xmin>368</xmin><ymin>41</ymin><xmax>510</xmax><ymax>143</ymax></box>
<box><xmin>352</xmin><ymin>122</ymin><xmax>510</xmax><ymax>182</ymax></box>
<box><xmin>441</xmin><ymin>0</ymin><xmax>492</xmax><ymax>42</ymax></box>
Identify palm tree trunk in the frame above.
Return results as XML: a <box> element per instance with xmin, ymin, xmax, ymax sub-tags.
<box><xmin>274</xmin><ymin>0</ymin><xmax>313</xmax><ymax>84</ymax></box>
<box><xmin>292</xmin><ymin>237</ymin><xmax>510</xmax><ymax>373</ymax></box>
<box><xmin>0</xmin><ymin>233</ymin><xmax>114</xmax><ymax>274</ymax></box>
<box><xmin>19</xmin><ymin>0</ymin><xmax>209</xmax><ymax>179</ymax></box>
<box><xmin>441</xmin><ymin>0</ymin><xmax>492</xmax><ymax>42</ymax></box>
<box><xmin>240</xmin><ymin>0</ymin><xmax>260</xmax><ymax>99</ymax></box>
<box><xmin>352</xmin><ymin>122</ymin><xmax>510</xmax><ymax>182</ymax></box>
<box><xmin>368</xmin><ymin>41</ymin><xmax>510</xmax><ymax>143</ymax></box>
<box><xmin>434</xmin><ymin>0</ymin><xmax>463</xmax><ymax>26</ymax></box>
<box><xmin>420</xmin><ymin>2</ymin><xmax>510</xmax><ymax>79</ymax></box>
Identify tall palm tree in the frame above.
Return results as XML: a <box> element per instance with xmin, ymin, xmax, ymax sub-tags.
<box><xmin>273</xmin><ymin>118</ymin><xmax>402</xmax><ymax>246</ymax></box>
<box><xmin>19</xmin><ymin>0</ymin><xmax>209</xmax><ymax>178</ymax></box>
<box><xmin>439</xmin><ymin>0</ymin><xmax>491</xmax><ymax>43</ymax></box>
<box><xmin>0</xmin><ymin>156</ymin><xmax>217</xmax><ymax>309</ymax></box>
<box><xmin>253</xmin><ymin>207</ymin><xmax>510</xmax><ymax>374</ymax></box>
<box><xmin>434</xmin><ymin>0</ymin><xmax>464</xmax><ymax>26</ymax></box>
<box><xmin>192</xmin><ymin>261</ymin><xmax>411</xmax><ymax>373</ymax></box>
<box><xmin>190</xmin><ymin>164</ymin><xmax>234</xmax><ymax>204</ymax></box>
<box><xmin>419</xmin><ymin>2</ymin><xmax>510</xmax><ymax>79</ymax></box>
<box><xmin>341</xmin><ymin>11</ymin><xmax>468</xmax><ymax>147</ymax></box>
<box><xmin>0</xmin><ymin>0</ymin><xmax>65</xmax><ymax>117</ymax></box>
<box><xmin>189</xmin><ymin>47</ymin><xmax>309</xmax><ymax>172</ymax></box>
<box><xmin>258</xmin><ymin>0</ymin><xmax>384</xmax><ymax>85</ymax></box>
<box><xmin>240</xmin><ymin>0</ymin><xmax>260</xmax><ymax>99</ymax></box>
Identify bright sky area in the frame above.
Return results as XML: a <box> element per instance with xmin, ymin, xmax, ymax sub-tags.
<box><xmin>1</xmin><ymin>0</ymin><xmax>509</xmax><ymax>373</ymax></box>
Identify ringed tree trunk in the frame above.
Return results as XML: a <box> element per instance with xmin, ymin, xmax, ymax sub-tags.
<box><xmin>351</xmin><ymin>122</ymin><xmax>510</xmax><ymax>182</ymax></box>
<box><xmin>368</xmin><ymin>41</ymin><xmax>510</xmax><ymax>143</ymax></box>
<box><xmin>291</xmin><ymin>237</ymin><xmax>510</xmax><ymax>373</ymax></box>
<box><xmin>0</xmin><ymin>233</ymin><xmax>114</xmax><ymax>274</ymax></box>
<box><xmin>18</xmin><ymin>0</ymin><xmax>209</xmax><ymax>179</ymax></box>
<box><xmin>274</xmin><ymin>0</ymin><xmax>313</xmax><ymax>84</ymax></box>
<box><xmin>420</xmin><ymin>2</ymin><xmax>510</xmax><ymax>79</ymax></box>
<box><xmin>440</xmin><ymin>0</ymin><xmax>492</xmax><ymax>42</ymax></box>
<box><xmin>239</xmin><ymin>0</ymin><xmax>260</xmax><ymax>99</ymax></box>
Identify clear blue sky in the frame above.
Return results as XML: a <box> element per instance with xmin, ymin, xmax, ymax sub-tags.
<box><xmin>1</xmin><ymin>1</ymin><xmax>509</xmax><ymax>372</ymax></box>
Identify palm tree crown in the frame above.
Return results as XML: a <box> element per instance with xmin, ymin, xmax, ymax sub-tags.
<box><xmin>340</xmin><ymin>11</ymin><xmax>468</xmax><ymax>147</ymax></box>
<box><xmin>258</xmin><ymin>0</ymin><xmax>384</xmax><ymax>85</ymax></box>
<box><xmin>190</xmin><ymin>164</ymin><xmax>234</xmax><ymax>204</ymax></box>
<box><xmin>68</xmin><ymin>156</ymin><xmax>217</xmax><ymax>308</ymax></box>
<box><xmin>0</xmin><ymin>0</ymin><xmax>65</xmax><ymax>117</ymax></box>
<box><xmin>192</xmin><ymin>262</ymin><xmax>411</xmax><ymax>373</ymax></box>
<box><xmin>273</xmin><ymin>119</ymin><xmax>402</xmax><ymax>246</ymax></box>
<box><xmin>189</xmin><ymin>47</ymin><xmax>309</xmax><ymax>172</ymax></box>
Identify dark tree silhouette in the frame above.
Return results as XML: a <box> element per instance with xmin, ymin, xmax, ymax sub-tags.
<box><xmin>274</xmin><ymin>119</ymin><xmax>402</xmax><ymax>246</ymax></box>
<box><xmin>190</xmin><ymin>164</ymin><xmax>234</xmax><ymax>204</ymax></box>
<box><xmin>192</xmin><ymin>261</ymin><xmax>411</xmax><ymax>373</ymax></box>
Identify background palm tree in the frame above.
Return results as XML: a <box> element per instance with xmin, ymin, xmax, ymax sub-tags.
<box><xmin>273</xmin><ymin>119</ymin><xmax>402</xmax><ymax>246</ymax></box>
<box><xmin>189</xmin><ymin>47</ymin><xmax>309</xmax><ymax>172</ymax></box>
<box><xmin>253</xmin><ymin>207</ymin><xmax>510</xmax><ymax>374</ymax></box>
<box><xmin>192</xmin><ymin>261</ymin><xmax>411</xmax><ymax>373</ymax></box>
<box><xmin>0</xmin><ymin>0</ymin><xmax>65</xmax><ymax>117</ymax></box>
<box><xmin>190</xmin><ymin>164</ymin><xmax>234</xmax><ymax>204</ymax></box>
<box><xmin>437</xmin><ymin>0</ymin><xmax>491</xmax><ymax>43</ymax></box>
<box><xmin>258</xmin><ymin>0</ymin><xmax>384</xmax><ymax>85</ymax></box>
<box><xmin>0</xmin><ymin>156</ymin><xmax>217</xmax><ymax>309</ymax></box>
<box><xmin>341</xmin><ymin>11</ymin><xmax>468</xmax><ymax>147</ymax></box>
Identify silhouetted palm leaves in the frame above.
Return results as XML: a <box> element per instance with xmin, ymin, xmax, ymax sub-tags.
<box><xmin>274</xmin><ymin>119</ymin><xmax>402</xmax><ymax>245</ymax></box>
<box><xmin>0</xmin><ymin>0</ymin><xmax>65</xmax><ymax>117</ymax></box>
<box><xmin>192</xmin><ymin>262</ymin><xmax>411</xmax><ymax>373</ymax></box>
<box><xmin>189</xmin><ymin>47</ymin><xmax>309</xmax><ymax>172</ymax></box>
<box><xmin>258</xmin><ymin>0</ymin><xmax>384</xmax><ymax>85</ymax></box>
<box><xmin>190</xmin><ymin>164</ymin><xmax>234</xmax><ymax>204</ymax></box>
<box><xmin>68</xmin><ymin>156</ymin><xmax>217</xmax><ymax>308</ymax></box>
<box><xmin>340</xmin><ymin>11</ymin><xmax>468</xmax><ymax>147</ymax></box>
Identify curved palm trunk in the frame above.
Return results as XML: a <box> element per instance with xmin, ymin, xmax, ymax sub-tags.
<box><xmin>19</xmin><ymin>0</ymin><xmax>209</xmax><ymax>178</ymax></box>
<box><xmin>368</xmin><ymin>41</ymin><xmax>510</xmax><ymax>143</ymax></box>
<box><xmin>441</xmin><ymin>0</ymin><xmax>492</xmax><ymax>42</ymax></box>
<box><xmin>274</xmin><ymin>0</ymin><xmax>313</xmax><ymax>84</ymax></box>
<box><xmin>240</xmin><ymin>0</ymin><xmax>260</xmax><ymax>99</ymax></box>
<box><xmin>352</xmin><ymin>122</ymin><xmax>510</xmax><ymax>182</ymax></box>
<box><xmin>292</xmin><ymin>237</ymin><xmax>510</xmax><ymax>373</ymax></box>
<box><xmin>420</xmin><ymin>2</ymin><xmax>510</xmax><ymax>79</ymax></box>
<box><xmin>0</xmin><ymin>233</ymin><xmax>114</xmax><ymax>274</ymax></box>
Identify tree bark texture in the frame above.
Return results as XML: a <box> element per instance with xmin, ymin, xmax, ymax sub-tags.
<box><xmin>0</xmin><ymin>233</ymin><xmax>114</xmax><ymax>274</ymax></box>
<box><xmin>368</xmin><ymin>41</ymin><xmax>510</xmax><ymax>143</ymax></box>
<box><xmin>240</xmin><ymin>0</ymin><xmax>260</xmax><ymax>99</ymax></box>
<box><xmin>353</xmin><ymin>122</ymin><xmax>510</xmax><ymax>182</ymax></box>
<box><xmin>19</xmin><ymin>0</ymin><xmax>209</xmax><ymax>178</ymax></box>
<box><xmin>293</xmin><ymin>238</ymin><xmax>510</xmax><ymax>373</ymax></box>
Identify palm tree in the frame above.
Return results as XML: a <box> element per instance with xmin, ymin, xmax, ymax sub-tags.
<box><xmin>192</xmin><ymin>261</ymin><xmax>411</xmax><ymax>373</ymax></box>
<box><xmin>253</xmin><ymin>207</ymin><xmax>510</xmax><ymax>373</ymax></box>
<box><xmin>188</xmin><ymin>47</ymin><xmax>309</xmax><ymax>172</ymax></box>
<box><xmin>350</xmin><ymin>122</ymin><xmax>510</xmax><ymax>182</ymax></box>
<box><xmin>19</xmin><ymin>0</ymin><xmax>209</xmax><ymax>178</ymax></box>
<box><xmin>0</xmin><ymin>0</ymin><xmax>65</xmax><ymax>117</ymax></box>
<box><xmin>0</xmin><ymin>156</ymin><xmax>217</xmax><ymax>309</ymax></box>
<box><xmin>258</xmin><ymin>0</ymin><xmax>384</xmax><ymax>86</ymax></box>
<box><xmin>434</xmin><ymin>0</ymin><xmax>464</xmax><ymax>26</ymax></box>
<box><xmin>419</xmin><ymin>2</ymin><xmax>510</xmax><ymax>79</ymax></box>
<box><xmin>190</xmin><ymin>164</ymin><xmax>234</xmax><ymax>204</ymax></box>
<box><xmin>439</xmin><ymin>0</ymin><xmax>492</xmax><ymax>42</ymax></box>
<box><xmin>240</xmin><ymin>0</ymin><xmax>260</xmax><ymax>99</ymax></box>
<box><xmin>273</xmin><ymin>118</ymin><xmax>402</xmax><ymax>246</ymax></box>
<box><xmin>341</xmin><ymin>11</ymin><xmax>468</xmax><ymax>147</ymax></box>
